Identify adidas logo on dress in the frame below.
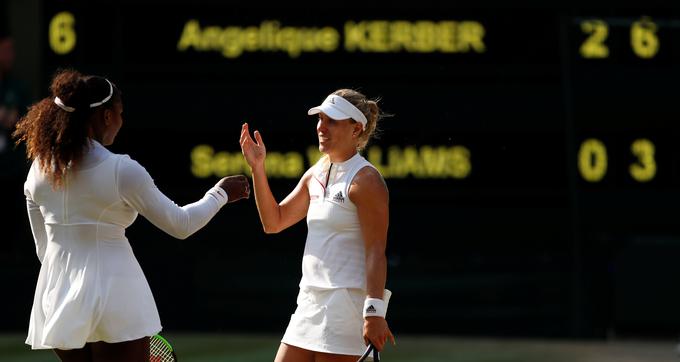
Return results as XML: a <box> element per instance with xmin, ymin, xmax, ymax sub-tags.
<box><xmin>333</xmin><ymin>192</ymin><xmax>345</xmax><ymax>203</ymax></box>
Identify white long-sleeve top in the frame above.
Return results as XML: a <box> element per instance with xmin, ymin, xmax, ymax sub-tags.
<box><xmin>24</xmin><ymin>140</ymin><xmax>227</xmax><ymax>349</ymax></box>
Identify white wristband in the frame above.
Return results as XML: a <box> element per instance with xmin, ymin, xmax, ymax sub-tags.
<box><xmin>208</xmin><ymin>186</ymin><xmax>229</xmax><ymax>206</ymax></box>
<box><xmin>363</xmin><ymin>298</ymin><xmax>387</xmax><ymax>318</ymax></box>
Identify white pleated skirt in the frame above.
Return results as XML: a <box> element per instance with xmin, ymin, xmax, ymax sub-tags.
<box><xmin>281</xmin><ymin>287</ymin><xmax>391</xmax><ymax>356</ymax></box>
<box><xmin>26</xmin><ymin>231</ymin><xmax>162</xmax><ymax>350</ymax></box>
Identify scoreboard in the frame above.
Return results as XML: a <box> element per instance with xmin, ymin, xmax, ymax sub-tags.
<box><xmin>38</xmin><ymin>1</ymin><xmax>680</xmax><ymax>337</ymax></box>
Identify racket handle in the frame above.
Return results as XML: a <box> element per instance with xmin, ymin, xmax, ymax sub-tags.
<box><xmin>357</xmin><ymin>343</ymin><xmax>380</xmax><ymax>362</ymax></box>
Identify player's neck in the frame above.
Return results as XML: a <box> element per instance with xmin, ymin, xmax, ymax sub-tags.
<box><xmin>328</xmin><ymin>148</ymin><xmax>357</xmax><ymax>163</ymax></box>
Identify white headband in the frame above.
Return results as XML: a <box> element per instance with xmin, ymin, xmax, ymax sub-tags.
<box><xmin>307</xmin><ymin>94</ymin><xmax>368</xmax><ymax>130</ymax></box>
<box><xmin>53</xmin><ymin>97</ymin><xmax>75</xmax><ymax>112</ymax></box>
<box><xmin>53</xmin><ymin>79</ymin><xmax>114</xmax><ymax>113</ymax></box>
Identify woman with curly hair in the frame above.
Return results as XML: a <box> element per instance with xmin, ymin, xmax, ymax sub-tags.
<box><xmin>14</xmin><ymin>69</ymin><xmax>250</xmax><ymax>361</ymax></box>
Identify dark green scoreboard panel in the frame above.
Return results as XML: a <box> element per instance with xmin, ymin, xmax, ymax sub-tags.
<box><xmin>40</xmin><ymin>2</ymin><xmax>680</xmax><ymax>337</ymax></box>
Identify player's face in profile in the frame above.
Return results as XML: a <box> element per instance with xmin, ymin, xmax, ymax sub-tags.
<box><xmin>316</xmin><ymin>112</ymin><xmax>355</xmax><ymax>153</ymax></box>
<box><xmin>102</xmin><ymin>101</ymin><xmax>123</xmax><ymax>146</ymax></box>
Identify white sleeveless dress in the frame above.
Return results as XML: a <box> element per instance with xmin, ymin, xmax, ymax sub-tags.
<box><xmin>281</xmin><ymin>153</ymin><xmax>391</xmax><ymax>356</ymax></box>
<box><xmin>24</xmin><ymin>140</ymin><xmax>228</xmax><ymax>350</ymax></box>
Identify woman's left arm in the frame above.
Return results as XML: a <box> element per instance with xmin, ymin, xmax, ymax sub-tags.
<box><xmin>350</xmin><ymin>166</ymin><xmax>395</xmax><ymax>351</ymax></box>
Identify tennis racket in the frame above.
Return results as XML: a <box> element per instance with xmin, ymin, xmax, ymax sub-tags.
<box><xmin>357</xmin><ymin>343</ymin><xmax>380</xmax><ymax>362</ymax></box>
<box><xmin>150</xmin><ymin>334</ymin><xmax>177</xmax><ymax>362</ymax></box>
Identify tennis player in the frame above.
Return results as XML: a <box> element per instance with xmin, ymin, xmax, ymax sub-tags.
<box><xmin>14</xmin><ymin>69</ymin><xmax>250</xmax><ymax>361</ymax></box>
<box><xmin>240</xmin><ymin>89</ymin><xmax>395</xmax><ymax>362</ymax></box>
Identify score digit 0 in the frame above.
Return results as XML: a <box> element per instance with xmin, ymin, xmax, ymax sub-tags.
<box><xmin>578</xmin><ymin>138</ymin><xmax>657</xmax><ymax>183</ymax></box>
<box><xmin>49</xmin><ymin>11</ymin><xmax>77</xmax><ymax>55</ymax></box>
<box><xmin>578</xmin><ymin>138</ymin><xmax>608</xmax><ymax>182</ymax></box>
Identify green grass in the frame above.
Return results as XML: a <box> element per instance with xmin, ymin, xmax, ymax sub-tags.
<box><xmin>2</xmin><ymin>333</ymin><xmax>678</xmax><ymax>362</ymax></box>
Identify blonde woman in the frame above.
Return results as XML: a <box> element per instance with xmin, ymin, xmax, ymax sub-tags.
<box><xmin>240</xmin><ymin>89</ymin><xmax>394</xmax><ymax>362</ymax></box>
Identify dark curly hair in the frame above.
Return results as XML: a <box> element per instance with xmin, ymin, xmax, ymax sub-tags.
<box><xmin>13</xmin><ymin>69</ymin><xmax>121</xmax><ymax>187</ymax></box>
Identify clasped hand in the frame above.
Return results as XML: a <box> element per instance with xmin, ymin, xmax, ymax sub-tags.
<box><xmin>216</xmin><ymin>175</ymin><xmax>250</xmax><ymax>203</ymax></box>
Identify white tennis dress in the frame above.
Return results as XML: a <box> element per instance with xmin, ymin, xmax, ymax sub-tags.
<box><xmin>24</xmin><ymin>140</ymin><xmax>228</xmax><ymax>350</ymax></box>
<box><xmin>282</xmin><ymin>153</ymin><xmax>390</xmax><ymax>356</ymax></box>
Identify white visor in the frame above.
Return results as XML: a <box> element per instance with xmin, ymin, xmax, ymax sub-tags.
<box><xmin>308</xmin><ymin>94</ymin><xmax>367</xmax><ymax>130</ymax></box>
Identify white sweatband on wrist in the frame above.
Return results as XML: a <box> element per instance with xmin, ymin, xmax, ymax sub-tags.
<box><xmin>363</xmin><ymin>298</ymin><xmax>387</xmax><ymax>318</ymax></box>
<box><xmin>208</xmin><ymin>186</ymin><xmax>229</xmax><ymax>206</ymax></box>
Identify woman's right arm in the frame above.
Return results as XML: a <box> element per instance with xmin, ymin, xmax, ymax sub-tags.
<box><xmin>118</xmin><ymin>156</ymin><xmax>249</xmax><ymax>239</ymax></box>
<box><xmin>24</xmin><ymin>164</ymin><xmax>47</xmax><ymax>263</ymax></box>
<box><xmin>240</xmin><ymin>123</ymin><xmax>309</xmax><ymax>233</ymax></box>
<box><xmin>25</xmin><ymin>194</ymin><xmax>47</xmax><ymax>263</ymax></box>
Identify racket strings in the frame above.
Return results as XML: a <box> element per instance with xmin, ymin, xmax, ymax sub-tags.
<box><xmin>150</xmin><ymin>336</ymin><xmax>175</xmax><ymax>362</ymax></box>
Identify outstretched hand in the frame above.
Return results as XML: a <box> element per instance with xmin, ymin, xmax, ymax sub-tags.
<box><xmin>240</xmin><ymin>123</ymin><xmax>266</xmax><ymax>170</ymax></box>
<box><xmin>216</xmin><ymin>175</ymin><xmax>250</xmax><ymax>203</ymax></box>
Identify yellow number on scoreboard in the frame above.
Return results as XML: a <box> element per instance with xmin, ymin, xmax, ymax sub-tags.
<box><xmin>629</xmin><ymin>138</ymin><xmax>656</xmax><ymax>182</ymax></box>
<box><xmin>630</xmin><ymin>18</ymin><xmax>659</xmax><ymax>59</ymax></box>
<box><xmin>49</xmin><ymin>11</ymin><xmax>77</xmax><ymax>55</ymax></box>
<box><xmin>578</xmin><ymin>138</ymin><xmax>607</xmax><ymax>182</ymax></box>
<box><xmin>580</xmin><ymin>20</ymin><xmax>609</xmax><ymax>59</ymax></box>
